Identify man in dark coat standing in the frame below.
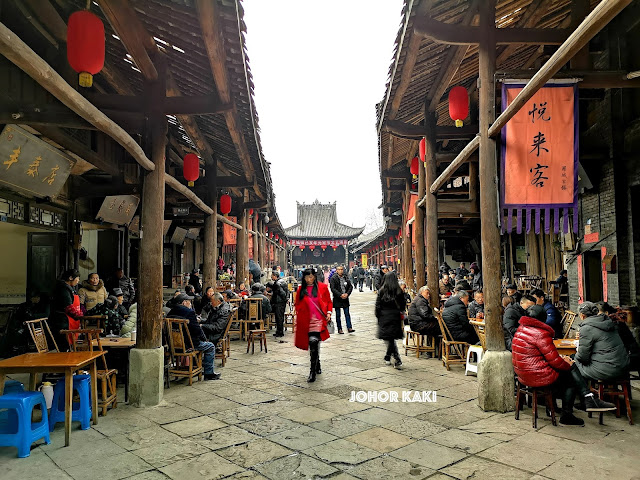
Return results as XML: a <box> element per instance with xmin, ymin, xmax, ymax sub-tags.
<box><xmin>268</xmin><ymin>270</ymin><xmax>288</xmax><ymax>338</ymax></box>
<box><xmin>357</xmin><ymin>265</ymin><xmax>365</xmax><ymax>292</ymax></box>
<box><xmin>106</xmin><ymin>268</ymin><xmax>135</xmax><ymax>308</ymax></box>
<box><xmin>189</xmin><ymin>269</ymin><xmax>202</xmax><ymax>295</ymax></box>
<box><xmin>441</xmin><ymin>290</ymin><xmax>478</xmax><ymax>344</ymax></box>
<box><xmin>249</xmin><ymin>259</ymin><xmax>262</xmax><ymax>285</ymax></box>
<box><xmin>408</xmin><ymin>286</ymin><xmax>439</xmax><ymax>336</ymax></box>
<box><xmin>330</xmin><ymin>265</ymin><xmax>355</xmax><ymax>334</ymax></box>
<box><xmin>374</xmin><ymin>265</ymin><xmax>388</xmax><ymax>292</ymax></box>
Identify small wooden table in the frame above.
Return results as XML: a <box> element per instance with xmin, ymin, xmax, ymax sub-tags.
<box><xmin>0</xmin><ymin>351</ymin><xmax>104</xmax><ymax>446</ymax></box>
<box><xmin>554</xmin><ymin>339</ymin><xmax>578</xmax><ymax>356</ymax></box>
<box><xmin>92</xmin><ymin>337</ymin><xmax>136</xmax><ymax>402</ymax></box>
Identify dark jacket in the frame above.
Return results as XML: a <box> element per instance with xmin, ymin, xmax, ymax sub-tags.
<box><xmin>357</xmin><ymin>267</ymin><xmax>366</xmax><ymax>279</ymax></box>
<box><xmin>456</xmin><ymin>267</ymin><xmax>469</xmax><ymax>277</ymax></box>
<box><xmin>468</xmin><ymin>300</ymin><xmax>484</xmax><ymax>319</ymax></box>
<box><xmin>374</xmin><ymin>271</ymin><xmax>385</xmax><ymax>291</ymax></box>
<box><xmin>168</xmin><ymin>305</ymin><xmax>206</xmax><ymax>346</ymax></box>
<box><xmin>512</xmin><ymin>316</ymin><xmax>571</xmax><ymax>387</ymax></box>
<box><xmin>575</xmin><ymin>314</ymin><xmax>630</xmax><ymax>380</ymax></box>
<box><xmin>375</xmin><ymin>293</ymin><xmax>406</xmax><ymax>340</ymax></box>
<box><xmin>269</xmin><ymin>280</ymin><xmax>287</xmax><ymax>307</ymax></box>
<box><xmin>510</xmin><ymin>291</ymin><xmax>523</xmax><ymax>305</ymax></box>
<box><xmin>471</xmin><ymin>272</ymin><xmax>483</xmax><ymax>291</ymax></box>
<box><xmin>249</xmin><ymin>260</ymin><xmax>261</xmax><ymax>282</ymax></box>
<box><xmin>49</xmin><ymin>281</ymin><xmax>79</xmax><ymax>334</ymax></box>
<box><xmin>106</xmin><ymin>275</ymin><xmax>135</xmax><ymax>304</ymax></box>
<box><xmin>200</xmin><ymin>302</ymin><xmax>231</xmax><ymax>345</ymax></box>
<box><xmin>408</xmin><ymin>295</ymin><xmax>439</xmax><ymax>336</ymax></box>
<box><xmin>542</xmin><ymin>300</ymin><xmax>562</xmax><ymax>338</ymax></box>
<box><xmin>503</xmin><ymin>303</ymin><xmax>525</xmax><ymax>351</ymax></box>
<box><xmin>441</xmin><ymin>295</ymin><xmax>477</xmax><ymax>344</ymax></box>
<box><xmin>455</xmin><ymin>279</ymin><xmax>472</xmax><ymax>291</ymax></box>
<box><xmin>438</xmin><ymin>280</ymin><xmax>454</xmax><ymax>296</ymax></box>
<box><xmin>555</xmin><ymin>274</ymin><xmax>568</xmax><ymax>294</ymax></box>
<box><xmin>330</xmin><ymin>274</ymin><xmax>353</xmax><ymax>308</ymax></box>
<box><xmin>616</xmin><ymin>321</ymin><xmax>640</xmax><ymax>371</ymax></box>
<box><xmin>189</xmin><ymin>274</ymin><xmax>202</xmax><ymax>295</ymax></box>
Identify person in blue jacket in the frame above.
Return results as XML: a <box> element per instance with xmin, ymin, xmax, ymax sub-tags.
<box><xmin>531</xmin><ymin>288</ymin><xmax>562</xmax><ymax>338</ymax></box>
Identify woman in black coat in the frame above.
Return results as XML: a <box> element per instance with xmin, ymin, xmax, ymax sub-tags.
<box><xmin>375</xmin><ymin>272</ymin><xmax>406</xmax><ymax>369</ymax></box>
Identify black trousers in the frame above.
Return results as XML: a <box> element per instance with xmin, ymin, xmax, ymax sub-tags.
<box><xmin>385</xmin><ymin>340</ymin><xmax>399</xmax><ymax>360</ymax></box>
<box><xmin>551</xmin><ymin>364</ymin><xmax>589</xmax><ymax>415</ymax></box>
<box><xmin>273</xmin><ymin>303</ymin><xmax>286</xmax><ymax>335</ymax></box>
<box><xmin>358</xmin><ymin>279</ymin><xmax>364</xmax><ymax>290</ymax></box>
<box><xmin>309</xmin><ymin>332</ymin><xmax>321</xmax><ymax>369</ymax></box>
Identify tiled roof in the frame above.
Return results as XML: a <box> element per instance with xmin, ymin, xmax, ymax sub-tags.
<box><xmin>285</xmin><ymin>200</ymin><xmax>364</xmax><ymax>239</ymax></box>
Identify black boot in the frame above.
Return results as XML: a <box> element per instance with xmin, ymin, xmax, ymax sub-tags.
<box><xmin>308</xmin><ymin>338</ymin><xmax>319</xmax><ymax>383</ymax></box>
<box><xmin>316</xmin><ymin>359</ymin><xmax>322</xmax><ymax>374</ymax></box>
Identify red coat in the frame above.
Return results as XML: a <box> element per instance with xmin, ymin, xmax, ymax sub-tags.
<box><xmin>294</xmin><ymin>283</ymin><xmax>331</xmax><ymax>350</ymax></box>
<box><xmin>512</xmin><ymin>316</ymin><xmax>571</xmax><ymax>387</ymax></box>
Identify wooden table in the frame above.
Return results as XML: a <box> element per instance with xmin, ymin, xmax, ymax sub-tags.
<box><xmin>0</xmin><ymin>351</ymin><xmax>104</xmax><ymax>447</ymax></box>
<box><xmin>554</xmin><ymin>339</ymin><xmax>578</xmax><ymax>356</ymax></box>
<box><xmin>92</xmin><ymin>337</ymin><xmax>136</xmax><ymax>402</ymax></box>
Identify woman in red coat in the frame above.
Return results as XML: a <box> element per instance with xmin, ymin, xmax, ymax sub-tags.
<box><xmin>295</xmin><ymin>267</ymin><xmax>331</xmax><ymax>382</ymax></box>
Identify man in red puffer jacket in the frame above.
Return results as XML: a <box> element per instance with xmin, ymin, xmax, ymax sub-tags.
<box><xmin>512</xmin><ymin>305</ymin><xmax>615</xmax><ymax>426</ymax></box>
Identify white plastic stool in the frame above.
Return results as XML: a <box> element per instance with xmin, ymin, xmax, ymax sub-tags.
<box><xmin>465</xmin><ymin>344</ymin><xmax>484</xmax><ymax>376</ymax></box>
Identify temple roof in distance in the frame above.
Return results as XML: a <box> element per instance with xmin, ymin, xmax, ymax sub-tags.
<box><xmin>285</xmin><ymin>200</ymin><xmax>364</xmax><ymax>239</ymax></box>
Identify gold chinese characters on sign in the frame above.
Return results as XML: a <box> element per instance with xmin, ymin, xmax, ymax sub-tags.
<box><xmin>96</xmin><ymin>195</ymin><xmax>140</xmax><ymax>225</ymax></box>
<box><xmin>0</xmin><ymin>125</ymin><xmax>75</xmax><ymax>199</ymax></box>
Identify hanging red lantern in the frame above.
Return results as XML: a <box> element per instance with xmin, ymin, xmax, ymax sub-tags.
<box><xmin>333</xmin><ymin>246</ymin><xmax>337</xmax><ymax>251</ymax></box>
<box><xmin>275</xmin><ymin>234</ymin><xmax>279</xmax><ymax>241</ymax></box>
<box><xmin>249</xmin><ymin>208</ymin><xmax>254</xmax><ymax>216</ymax></box>
<box><xmin>309</xmin><ymin>245</ymin><xmax>315</xmax><ymax>251</ymax></box>
<box><xmin>448</xmin><ymin>86</ymin><xmax>469</xmax><ymax>127</ymax></box>
<box><xmin>67</xmin><ymin>10</ymin><xmax>105</xmax><ymax>88</ymax></box>
<box><xmin>321</xmin><ymin>245</ymin><xmax>327</xmax><ymax>251</ymax></box>
<box><xmin>300</xmin><ymin>246</ymin><xmax>305</xmax><ymax>251</ymax></box>
<box><xmin>219</xmin><ymin>194</ymin><xmax>232</xmax><ymax>215</ymax></box>
<box><xmin>269</xmin><ymin>232</ymin><xmax>273</xmax><ymax>239</ymax></box>
<box><xmin>410</xmin><ymin>157</ymin><xmax>419</xmax><ymax>179</ymax></box>
<box><xmin>419</xmin><ymin>138</ymin><xmax>426</xmax><ymax>163</ymax></box>
<box><xmin>182</xmin><ymin>153</ymin><xmax>199</xmax><ymax>187</ymax></box>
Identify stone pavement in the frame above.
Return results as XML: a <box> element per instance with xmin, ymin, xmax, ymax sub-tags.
<box><xmin>3</xmin><ymin>290</ymin><xmax>640</xmax><ymax>480</ymax></box>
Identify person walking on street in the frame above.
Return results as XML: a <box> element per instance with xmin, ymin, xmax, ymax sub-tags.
<box><xmin>357</xmin><ymin>264</ymin><xmax>365</xmax><ymax>292</ymax></box>
<box><xmin>295</xmin><ymin>267</ymin><xmax>332</xmax><ymax>383</ymax></box>
<box><xmin>375</xmin><ymin>265</ymin><xmax>388</xmax><ymax>292</ymax></box>
<box><xmin>329</xmin><ymin>265</ymin><xmax>355</xmax><ymax>334</ymax></box>
<box><xmin>269</xmin><ymin>270</ymin><xmax>288</xmax><ymax>338</ymax></box>
<box><xmin>375</xmin><ymin>272</ymin><xmax>406</xmax><ymax>369</ymax></box>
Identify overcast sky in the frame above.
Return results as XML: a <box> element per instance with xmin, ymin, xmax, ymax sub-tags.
<box><xmin>243</xmin><ymin>0</ymin><xmax>403</xmax><ymax>232</ymax></box>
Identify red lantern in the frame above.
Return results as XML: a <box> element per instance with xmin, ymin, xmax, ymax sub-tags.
<box><xmin>182</xmin><ymin>153</ymin><xmax>199</xmax><ymax>187</ymax></box>
<box><xmin>321</xmin><ymin>245</ymin><xmax>327</xmax><ymax>251</ymax></box>
<box><xmin>448</xmin><ymin>86</ymin><xmax>469</xmax><ymax>128</ymax></box>
<box><xmin>249</xmin><ymin>209</ymin><xmax>254</xmax><ymax>216</ymax></box>
<box><xmin>333</xmin><ymin>246</ymin><xmax>337</xmax><ymax>251</ymax></box>
<box><xmin>270</xmin><ymin>232</ymin><xmax>273</xmax><ymax>239</ymax></box>
<box><xmin>419</xmin><ymin>138</ymin><xmax>426</xmax><ymax>163</ymax></box>
<box><xmin>220</xmin><ymin>194</ymin><xmax>232</xmax><ymax>215</ymax></box>
<box><xmin>300</xmin><ymin>246</ymin><xmax>305</xmax><ymax>251</ymax></box>
<box><xmin>67</xmin><ymin>11</ymin><xmax>105</xmax><ymax>88</ymax></box>
<box><xmin>275</xmin><ymin>234</ymin><xmax>279</xmax><ymax>241</ymax></box>
<box><xmin>410</xmin><ymin>156</ymin><xmax>419</xmax><ymax>179</ymax></box>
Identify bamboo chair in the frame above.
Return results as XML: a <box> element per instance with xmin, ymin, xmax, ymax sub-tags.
<box><xmin>227</xmin><ymin>299</ymin><xmax>243</xmax><ymax>340</ymax></box>
<box><xmin>165</xmin><ymin>318</ymin><xmax>203</xmax><ymax>385</ymax></box>
<box><xmin>561</xmin><ymin>310</ymin><xmax>578</xmax><ymax>339</ymax></box>
<box><xmin>469</xmin><ymin>320</ymin><xmax>487</xmax><ymax>351</ymax></box>
<box><xmin>403</xmin><ymin>326</ymin><xmax>437</xmax><ymax>358</ymax></box>
<box><xmin>25</xmin><ymin>318</ymin><xmax>59</xmax><ymax>353</ymax></box>
<box><xmin>61</xmin><ymin>328</ymin><xmax>117</xmax><ymax>415</ymax></box>
<box><xmin>434</xmin><ymin>308</ymin><xmax>468</xmax><ymax>370</ymax></box>
<box><xmin>215</xmin><ymin>307</ymin><xmax>237</xmax><ymax>367</ymax></box>
<box><xmin>245</xmin><ymin>298</ymin><xmax>263</xmax><ymax>338</ymax></box>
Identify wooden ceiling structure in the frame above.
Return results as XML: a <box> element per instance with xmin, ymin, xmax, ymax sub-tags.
<box><xmin>0</xmin><ymin>0</ymin><xmax>286</xmax><ymax>239</ymax></box>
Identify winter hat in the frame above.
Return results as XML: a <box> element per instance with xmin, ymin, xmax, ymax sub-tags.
<box><xmin>526</xmin><ymin>305</ymin><xmax>547</xmax><ymax>322</ymax></box>
<box><xmin>251</xmin><ymin>283</ymin><xmax>263</xmax><ymax>293</ymax></box>
<box><xmin>105</xmin><ymin>296</ymin><xmax>118</xmax><ymax>309</ymax></box>
<box><xmin>470</xmin><ymin>262</ymin><xmax>479</xmax><ymax>271</ymax></box>
<box><xmin>113</xmin><ymin>288</ymin><xmax>124</xmax><ymax>297</ymax></box>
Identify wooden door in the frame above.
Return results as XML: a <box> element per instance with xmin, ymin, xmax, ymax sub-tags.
<box><xmin>27</xmin><ymin>232</ymin><xmax>62</xmax><ymax>296</ymax></box>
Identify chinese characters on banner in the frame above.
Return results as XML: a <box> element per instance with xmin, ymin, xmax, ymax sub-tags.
<box><xmin>223</xmin><ymin>217</ymin><xmax>238</xmax><ymax>245</ymax></box>
<box><xmin>289</xmin><ymin>239</ymin><xmax>348</xmax><ymax>247</ymax></box>
<box><xmin>0</xmin><ymin>125</ymin><xmax>75</xmax><ymax>199</ymax></box>
<box><xmin>248</xmin><ymin>218</ymin><xmax>254</xmax><ymax>259</ymax></box>
<box><xmin>500</xmin><ymin>82</ymin><xmax>578</xmax><ymax>234</ymax></box>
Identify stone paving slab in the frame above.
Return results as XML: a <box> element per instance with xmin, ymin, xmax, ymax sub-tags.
<box><xmin>3</xmin><ymin>290</ymin><xmax>640</xmax><ymax>480</ymax></box>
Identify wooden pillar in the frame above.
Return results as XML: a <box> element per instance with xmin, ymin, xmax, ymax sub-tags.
<box><xmin>478</xmin><ymin>0</ymin><xmax>503</xmax><ymax>351</ymax></box>
<box><xmin>469</xmin><ymin>159</ymin><xmax>478</xmax><ymax>203</ymax></box>
<box><xmin>203</xmin><ymin>157</ymin><xmax>217</xmax><ymax>288</ymax></box>
<box><xmin>236</xmin><ymin>202</ymin><xmax>248</xmax><ymax>285</ymax></box>
<box><xmin>415</xmin><ymin>142</ymin><xmax>426</xmax><ymax>289</ymax></box>
<box><xmin>424</xmin><ymin>113</ymin><xmax>439</xmax><ymax>308</ymax></box>
<box><xmin>138</xmin><ymin>58</ymin><xmax>167</xmax><ymax>350</ymax></box>
<box><xmin>526</xmin><ymin>232</ymin><xmax>540</xmax><ymax>276</ymax></box>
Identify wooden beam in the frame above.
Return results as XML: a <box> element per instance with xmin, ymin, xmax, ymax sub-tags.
<box><xmin>384</xmin><ymin>120</ymin><xmax>478</xmax><ymax>140</ymax></box>
<box><xmin>429</xmin><ymin>135</ymin><xmax>480</xmax><ymax>194</ymax></box>
<box><xmin>96</xmin><ymin>0</ymin><xmax>158</xmax><ymax>81</ymax></box>
<box><xmin>214</xmin><ymin>176</ymin><xmax>255</xmax><ymax>188</ymax></box>
<box><xmin>81</xmin><ymin>93</ymin><xmax>233</xmax><ymax>115</ymax></box>
<box><xmin>496</xmin><ymin>0</ymin><xmax>551</xmax><ymax>66</ymax></box>
<box><xmin>427</xmin><ymin>1</ymin><xmax>479</xmax><ymax>111</ymax></box>
<box><xmin>413</xmin><ymin>15</ymin><xmax>569</xmax><ymax>45</ymax></box>
<box><xmin>495</xmin><ymin>70</ymin><xmax>640</xmax><ymax>89</ymax></box>
<box><xmin>244</xmin><ymin>200</ymin><xmax>269</xmax><ymax>209</ymax></box>
<box><xmin>0</xmin><ymin>23</ymin><xmax>155</xmax><ymax>170</ymax></box>
<box><xmin>488</xmin><ymin>0</ymin><xmax>633</xmax><ymax>138</ymax></box>
<box><xmin>381</xmin><ymin>170</ymin><xmax>410</xmax><ymax>180</ymax></box>
<box><xmin>34</xmin><ymin>126</ymin><xmax>120</xmax><ymax>177</ymax></box>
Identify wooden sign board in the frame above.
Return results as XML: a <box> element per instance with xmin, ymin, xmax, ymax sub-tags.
<box><xmin>0</xmin><ymin>125</ymin><xmax>75</xmax><ymax>199</ymax></box>
<box><xmin>96</xmin><ymin>195</ymin><xmax>140</xmax><ymax>225</ymax></box>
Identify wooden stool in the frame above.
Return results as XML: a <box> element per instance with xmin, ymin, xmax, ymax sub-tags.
<box><xmin>246</xmin><ymin>329</ymin><xmax>268</xmax><ymax>354</ymax></box>
<box><xmin>403</xmin><ymin>326</ymin><xmax>436</xmax><ymax>358</ymax></box>
<box><xmin>515</xmin><ymin>379</ymin><xmax>557</xmax><ymax>428</ymax></box>
<box><xmin>589</xmin><ymin>379</ymin><xmax>633</xmax><ymax>425</ymax></box>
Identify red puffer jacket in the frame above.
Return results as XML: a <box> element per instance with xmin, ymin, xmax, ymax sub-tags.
<box><xmin>512</xmin><ymin>316</ymin><xmax>571</xmax><ymax>387</ymax></box>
